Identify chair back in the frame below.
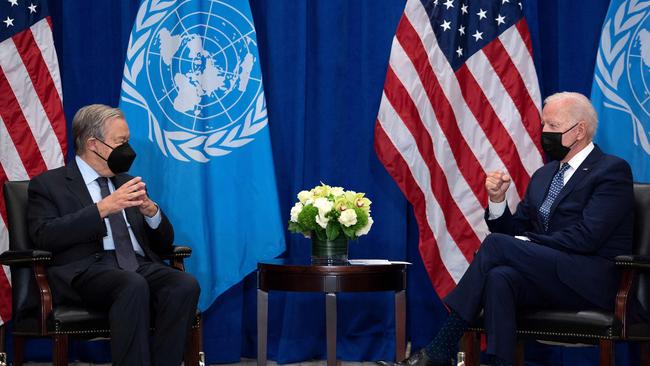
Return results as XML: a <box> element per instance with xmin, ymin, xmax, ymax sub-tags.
<box><xmin>3</xmin><ymin>180</ymin><xmax>39</xmax><ymax>322</ymax></box>
<box><xmin>633</xmin><ymin>183</ymin><xmax>650</xmax><ymax>319</ymax></box>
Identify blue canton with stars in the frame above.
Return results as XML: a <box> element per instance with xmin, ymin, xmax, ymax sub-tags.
<box><xmin>421</xmin><ymin>0</ymin><xmax>524</xmax><ymax>70</ymax></box>
<box><xmin>0</xmin><ymin>0</ymin><xmax>47</xmax><ymax>42</ymax></box>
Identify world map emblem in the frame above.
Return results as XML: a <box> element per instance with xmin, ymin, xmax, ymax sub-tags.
<box><xmin>594</xmin><ymin>0</ymin><xmax>650</xmax><ymax>156</ymax></box>
<box><xmin>121</xmin><ymin>0</ymin><xmax>268</xmax><ymax>162</ymax></box>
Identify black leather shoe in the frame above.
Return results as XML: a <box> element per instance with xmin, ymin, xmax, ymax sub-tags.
<box><xmin>376</xmin><ymin>349</ymin><xmax>450</xmax><ymax>366</ymax></box>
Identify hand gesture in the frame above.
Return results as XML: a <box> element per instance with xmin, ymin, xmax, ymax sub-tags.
<box><xmin>485</xmin><ymin>171</ymin><xmax>511</xmax><ymax>203</ymax></box>
<box><xmin>97</xmin><ymin>177</ymin><xmax>146</xmax><ymax>218</ymax></box>
<box><xmin>138</xmin><ymin>191</ymin><xmax>159</xmax><ymax>218</ymax></box>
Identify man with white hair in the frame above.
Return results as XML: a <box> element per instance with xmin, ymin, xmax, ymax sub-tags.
<box><xmin>27</xmin><ymin>104</ymin><xmax>200</xmax><ymax>366</ymax></box>
<box><xmin>379</xmin><ymin>92</ymin><xmax>634</xmax><ymax>366</ymax></box>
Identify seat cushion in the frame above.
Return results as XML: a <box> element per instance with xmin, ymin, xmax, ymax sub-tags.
<box><xmin>469</xmin><ymin>309</ymin><xmax>623</xmax><ymax>343</ymax></box>
<box><xmin>48</xmin><ymin>305</ymin><xmax>110</xmax><ymax>335</ymax></box>
<box><xmin>518</xmin><ymin>310</ymin><xmax>621</xmax><ymax>339</ymax></box>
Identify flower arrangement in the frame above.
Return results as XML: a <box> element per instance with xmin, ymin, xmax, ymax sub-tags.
<box><xmin>288</xmin><ymin>183</ymin><xmax>374</xmax><ymax>241</ymax></box>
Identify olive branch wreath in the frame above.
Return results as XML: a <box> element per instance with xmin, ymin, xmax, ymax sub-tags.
<box><xmin>593</xmin><ymin>0</ymin><xmax>650</xmax><ymax>155</ymax></box>
<box><xmin>121</xmin><ymin>0</ymin><xmax>268</xmax><ymax>163</ymax></box>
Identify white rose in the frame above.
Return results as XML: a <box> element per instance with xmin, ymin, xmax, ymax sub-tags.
<box><xmin>313</xmin><ymin>197</ymin><xmax>334</xmax><ymax>216</ymax></box>
<box><xmin>338</xmin><ymin>209</ymin><xmax>358</xmax><ymax>227</ymax></box>
<box><xmin>290</xmin><ymin>202</ymin><xmax>303</xmax><ymax>222</ymax></box>
<box><xmin>315</xmin><ymin>213</ymin><xmax>329</xmax><ymax>229</ymax></box>
<box><xmin>355</xmin><ymin>216</ymin><xmax>374</xmax><ymax>236</ymax></box>
<box><xmin>330</xmin><ymin>186</ymin><xmax>345</xmax><ymax>196</ymax></box>
<box><xmin>297</xmin><ymin>190</ymin><xmax>313</xmax><ymax>203</ymax></box>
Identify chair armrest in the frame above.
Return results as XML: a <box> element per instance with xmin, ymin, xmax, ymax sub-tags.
<box><xmin>615</xmin><ymin>255</ymin><xmax>650</xmax><ymax>270</ymax></box>
<box><xmin>160</xmin><ymin>245</ymin><xmax>192</xmax><ymax>271</ymax></box>
<box><xmin>172</xmin><ymin>245</ymin><xmax>192</xmax><ymax>258</ymax></box>
<box><xmin>159</xmin><ymin>245</ymin><xmax>192</xmax><ymax>260</ymax></box>
<box><xmin>0</xmin><ymin>250</ymin><xmax>52</xmax><ymax>266</ymax></box>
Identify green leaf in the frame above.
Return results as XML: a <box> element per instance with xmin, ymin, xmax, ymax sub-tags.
<box><xmin>314</xmin><ymin>228</ymin><xmax>327</xmax><ymax>241</ymax></box>
<box><xmin>326</xmin><ymin>222</ymin><xmax>340</xmax><ymax>241</ymax></box>
<box><xmin>288</xmin><ymin>221</ymin><xmax>304</xmax><ymax>234</ymax></box>
<box><xmin>342</xmin><ymin>225</ymin><xmax>356</xmax><ymax>239</ymax></box>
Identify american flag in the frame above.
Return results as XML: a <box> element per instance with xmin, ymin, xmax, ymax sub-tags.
<box><xmin>375</xmin><ymin>0</ymin><xmax>543</xmax><ymax>298</ymax></box>
<box><xmin>0</xmin><ymin>0</ymin><xmax>66</xmax><ymax>325</ymax></box>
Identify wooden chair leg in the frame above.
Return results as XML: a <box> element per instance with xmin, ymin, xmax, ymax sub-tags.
<box><xmin>460</xmin><ymin>331</ymin><xmax>480</xmax><ymax>366</ymax></box>
<box><xmin>53</xmin><ymin>334</ymin><xmax>68</xmax><ymax>366</ymax></box>
<box><xmin>514</xmin><ymin>340</ymin><xmax>525</xmax><ymax>366</ymax></box>
<box><xmin>184</xmin><ymin>317</ymin><xmax>202</xmax><ymax>366</ymax></box>
<box><xmin>12</xmin><ymin>335</ymin><xmax>25</xmax><ymax>366</ymax></box>
<box><xmin>599</xmin><ymin>339</ymin><xmax>614</xmax><ymax>366</ymax></box>
<box><xmin>639</xmin><ymin>341</ymin><xmax>650</xmax><ymax>366</ymax></box>
<box><xmin>0</xmin><ymin>324</ymin><xmax>5</xmax><ymax>365</ymax></box>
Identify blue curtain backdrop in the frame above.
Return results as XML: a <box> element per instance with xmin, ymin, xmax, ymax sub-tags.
<box><xmin>7</xmin><ymin>0</ymin><xmax>640</xmax><ymax>365</ymax></box>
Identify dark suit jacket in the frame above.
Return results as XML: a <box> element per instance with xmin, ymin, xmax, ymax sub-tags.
<box><xmin>486</xmin><ymin>145</ymin><xmax>634</xmax><ymax>310</ymax></box>
<box><xmin>27</xmin><ymin>158</ymin><xmax>174</xmax><ymax>303</ymax></box>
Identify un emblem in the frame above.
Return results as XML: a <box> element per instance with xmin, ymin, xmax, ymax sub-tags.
<box><xmin>121</xmin><ymin>0</ymin><xmax>268</xmax><ymax>162</ymax></box>
<box><xmin>594</xmin><ymin>0</ymin><xmax>650</xmax><ymax>156</ymax></box>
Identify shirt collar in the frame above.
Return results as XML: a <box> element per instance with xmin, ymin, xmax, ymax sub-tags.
<box><xmin>565</xmin><ymin>142</ymin><xmax>595</xmax><ymax>171</ymax></box>
<box><xmin>75</xmin><ymin>155</ymin><xmax>101</xmax><ymax>185</ymax></box>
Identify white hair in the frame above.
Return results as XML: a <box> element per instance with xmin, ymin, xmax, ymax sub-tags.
<box><xmin>544</xmin><ymin>92</ymin><xmax>598</xmax><ymax>138</ymax></box>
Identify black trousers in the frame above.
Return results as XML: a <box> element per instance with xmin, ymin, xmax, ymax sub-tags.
<box><xmin>72</xmin><ymin>251</ymin><xmax>200</xmax><ymax>366</ymax></box>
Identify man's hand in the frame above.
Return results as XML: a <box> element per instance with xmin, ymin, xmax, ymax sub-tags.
<box><xmin>485</xmin><ymin>171</ymin><xmax>511</xmax><ymax>203</ymax></box>
<box><xmin>96</xmin><ymin>177</ymin><xmax>146</xmax><ymax>218</ymax></box>
<box><xmin>138</xmin><ymin>193</ymin><xmax>159</xmax><ymax>218</ymax></box>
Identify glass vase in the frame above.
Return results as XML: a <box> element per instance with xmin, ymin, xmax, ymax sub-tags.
<box><xmin>311</xmin><ymin>235</ymin><xmax>348</xmax><ymax>265</ymax></box>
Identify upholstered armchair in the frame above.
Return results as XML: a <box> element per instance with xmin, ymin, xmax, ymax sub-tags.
<box><xmin>0</xmin><ymin>180</ymin><xmax>202</xmax><ymax>366</ymax></box>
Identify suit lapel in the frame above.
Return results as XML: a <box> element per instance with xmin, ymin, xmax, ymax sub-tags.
<box><xmin>548</xmin><ymin>146</ymin><xmax>603</xmax><ymax>217</ymax></box>
<box><xmin>65</xmin><ymin>159</ymin><xmax>94</xmax><ymax>207</ymax></box>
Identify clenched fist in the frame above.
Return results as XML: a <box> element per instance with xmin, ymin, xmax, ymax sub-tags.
<box><xmin>485</xmin><ymin>171</ymin><xmax>511</xmax><ymax>203</ymax></box>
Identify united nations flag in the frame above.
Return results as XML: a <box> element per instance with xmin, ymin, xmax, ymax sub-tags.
<box><xmin>119</xmin><ymin>0</ymin><xmax>285</xmax><ymax>310</ymax></box>
<box><xmin>592</xmin><ymin>0</ymin><xmax>650</xmax><ymax>182</ymax></box>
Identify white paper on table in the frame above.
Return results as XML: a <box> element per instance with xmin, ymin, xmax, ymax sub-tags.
<box><xmin>348</xmin><ymin>259</ymin><xmax>412</xmax><ymax>265</ymax></box>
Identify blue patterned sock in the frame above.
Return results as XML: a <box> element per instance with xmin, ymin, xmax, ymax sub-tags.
<box><xmin>423</xmin><ymin>310</ymin><xmax>468</xmax><ymax>363</ymax></box>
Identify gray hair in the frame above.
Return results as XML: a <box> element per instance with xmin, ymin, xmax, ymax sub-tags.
<box><xmin>72</xmin><ymin>104</ymin><xmax>124</xmax><ymax>154</ymax></box>
<box><xmin>543</xmin><ymin>92</ymin><xmax>598</xmax><ymax>138</ymax></box>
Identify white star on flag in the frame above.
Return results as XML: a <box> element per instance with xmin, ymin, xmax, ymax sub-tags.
<box><xmin>456</xmin><ymin>46</ymin><xmax>463</xmax><ymax>57</ymax></box>
<box><xmin>461</xmin><ymin>3</ymin><xmax>468</xmax><ymax>14</ymax></box>
<box><xmin>458</xmin><ymin>25</ymin><xmax>465</xmax><ymax>35</ymax></box>
<box><xmin>443</xmin><ymin>0</ymin><xmax>454</xmax><ymax>9</ymax></box>
<box><xmin>3</xmin><ymin>16</ymin><xmax>14</xmax><ymax>27</ymax></box>
<box><xmin>477</xmin><ymin>9</ymin><xmax>487</xmax><ymax>20</ymax></box>
<box><xmin>440</xmin><ymin>20</ymin><xmax>451</xmax><ymax>31</ymax></box>
<box><xmin>28</xmin><ymin>3</ymin><xmax>37</xmax><ymax>13</ymax></box>
<box><xmin>7</xmin><ymin>0</ymin><xmax>18</xmax><ymax>6</ymax></box>
<box><xmin>495</xmin><ymin>14</ymin><xmax>506</xmax><ymax>25</ymax></box>
<box><xmin>472</xmin><ymin>30</ymin><xmax>483</xmax><ymax>41</ymax></box>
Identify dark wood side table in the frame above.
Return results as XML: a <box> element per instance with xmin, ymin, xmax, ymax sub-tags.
<box><xmin>257</xmin><ymin>259</ymin><xmax>408</xmax><ymax>366</ymax></box>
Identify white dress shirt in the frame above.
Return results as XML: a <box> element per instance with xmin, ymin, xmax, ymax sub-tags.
<box><xmin>76</xmin><ymin>156</ymin><xmax>161</xmax><ymax>255</ymax></box>
<box><xmin>487</xmin><ymin>142</ymin><xmax>595</xmax><ymax>220</ymax></box>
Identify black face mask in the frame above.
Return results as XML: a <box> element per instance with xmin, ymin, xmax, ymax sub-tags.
<box><xmin>541</xmin><ymin>122</ymin><xmax>579</xmax><ymax>161</ymax></box>
<box><xmin>93</xmin><ymin>139</ymin><xmax>136</xmax><ymax>174</ymax></box>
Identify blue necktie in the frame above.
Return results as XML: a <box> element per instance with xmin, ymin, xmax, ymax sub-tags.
<box><xmin>97</xmin><ymin>177</ymin><xmax>139</xmax><ymax>271</ymax></box>
<box><xmin>539</xmin><ymin>163</ymin><xmax>570</xmax><ymax>232</ymax></box>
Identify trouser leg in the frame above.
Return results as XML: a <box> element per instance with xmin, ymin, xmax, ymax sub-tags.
<box><xmin>73</xmin><ymin>254</ymin><xmax>150</xmax><ymax>366</ymax></box>
<box><xmin>139</xmin><ymin>261</ymin><xmax>200</xmax><ymax>366</ymax></box>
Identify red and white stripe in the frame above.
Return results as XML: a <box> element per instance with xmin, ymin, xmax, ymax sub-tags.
<box><xmin>0</xmin><ymin>17</ymin><xmax>66</xmax><ymax>325</ymax></box>
<box><xmin>375</xmin><ymin>0</ymin><xmax>543</xmax><ymax>298</ymax></box>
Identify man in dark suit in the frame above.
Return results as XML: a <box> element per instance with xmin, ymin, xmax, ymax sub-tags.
<box><xmin>379</xmin><ymin>92</ymin><xmax>634</xmax><ymax>366</ymax></box>
<box><xmin>27</xmin><ymin>104</ymin><xmax>200</xmax><ymax>366</ymax></box>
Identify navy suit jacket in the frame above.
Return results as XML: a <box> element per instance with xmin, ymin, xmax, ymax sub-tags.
<box><xmin>486</xmin><ymin>145</ymin><xmax>634</xmax><ymax>310</ymax></box>
<box><xmin>27</xmin><ymin>159</ymin><xmax>174</xmax><ymax>303</ymax></box>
